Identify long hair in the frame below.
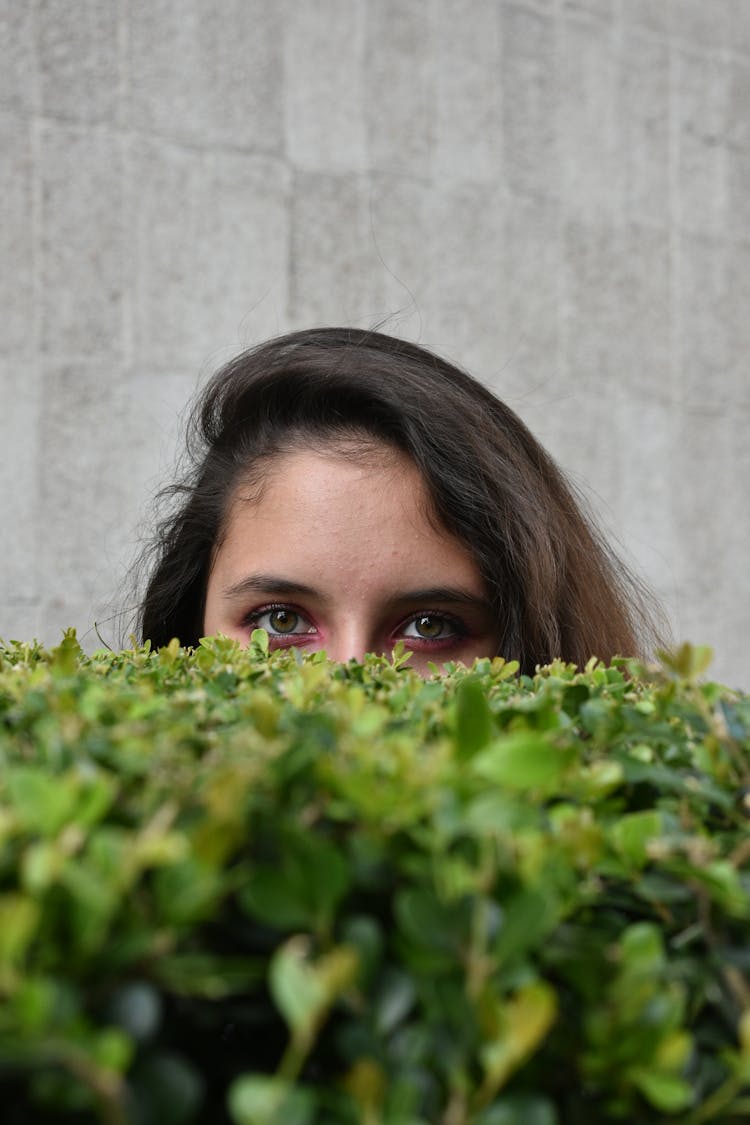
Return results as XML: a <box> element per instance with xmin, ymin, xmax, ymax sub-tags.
<box><xmin>138</xmin><ymin>327</ymin><xmax>657</xmax><ymax>673</ymax></box>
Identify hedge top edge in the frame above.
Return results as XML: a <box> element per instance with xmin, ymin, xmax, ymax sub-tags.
<box><xmin>0</xmin><ymin>631</ymin><xmax>748</xmax><ymax>1125</ymax></box>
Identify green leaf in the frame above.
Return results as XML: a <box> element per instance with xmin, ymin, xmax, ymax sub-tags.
<box><xmin>390</xmin><ymin>640</ymin><xmax>412</xmax><ymax>669</ymax></box>
<box><xmin>152</xmin><ymin>858</ymin><xmax>224</xmax><ymax>925</ymax></box>
<box><xmin>472</xmin><ymin>733</ymin><xmax>575</xmax><ymax>792</ymax></box>
<box><xmin>5</xmin><ymin>768</ymin><xmax>78</xmax><ymax>836</ymax></box>
<box><xmin>228</xmin><ymin>1075</ymin><xmax>313</xmax><ymax>1125</ymax></box>
<box><xmin>480</xmin><ymin>982</ymin><xmax>557</xmax><ymax>1094</ymax></box>
<box><xmin>619</xmin><ymin>922</ymin><xmax>665</xmax><ymax>976</ymax></box>
<box><xmin>494</xmin><ymin>889</ymin><xmax>561</xmax><ymax>966</ymax></box>
<box><xmin>455</xmin><ymin>677</ymin><xmax>493</xmax><ymax>758</ymax></box>
<box><xmin>630</xmin><ymin>1067</ymin><xmax>693</xmax><ymax>1112</ymax></box>
<box><xmin>11</xmin><ymin>977</ymin><xmax>57</xmax><ymax>1033</ymax></box>
<box><xmin>242</xmin><ymin>835</ymin><xmax>350</xmax><ymax>933</ymax></box>
<box><xmin>72</xmin><ymin>774</ymin><xmax>116</xmax><ymax>828</ymax></box>
<box><xmin>295</xmin><ymin>835</ymin><xmax>351</xmax><ymax>922</ymax></box>
<box><xmin>269</xmin><ymin>938</ymin><xmax>358</xmax><ymax>1040</ymax></box>
<box><xmin>341</xmin><ymin>1057</ymin><xmax>387</xmax><ymax>1111</ymax></box>
<box><xmin>611</xmin><ymin>810</ymin><xmax>663</xmax><ymax>869</ymax></box>
<box><xmin>658</xmin><ymin>642</ymin><xmax>714</xmax><ymax>681</ymax></box>
<box><xmin>91</xmin><ymin>1027</ymin><xmax>133</xmax><ymax>1072</ymax></box>
<box><xmin>241</xmin><ymin>869</ymin><xmax>312</xmax><ymax>931</ymax></box>
<box><xmin>0</xmin><ymin>895</ymin><xmax>39</xmax><ymax>988</ymax></box>
<box><xmin>250</xmin><ymin>628</ymin><xmax>270</xmax><ymax>656</ymax></box>
<box><xmin>269</xmin><ymin>938</ymin><xmax>327</xmax><ymax>1036</ymax></box>
<box><xmin>394</xmin><ymin>887</ymin><xmax>470</xmax><ymax>957</ymax></box>
<box><xmin>691</xmin><ymin>859</ymin><xmax>750</xmax><ymax>917</ymax></box>
<box><xmin>49</xmin><ymin>628</ymin><xmax>82</xmax><ymax>674</ymax></box>
<box><xmin>158</xmin><ymin>637</ymin><xmax>182</xmax><ymax>665</ymax></box>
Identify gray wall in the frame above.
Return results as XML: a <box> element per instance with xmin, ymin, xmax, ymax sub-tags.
<box><xmin>1</xmin><ymin>0</ymin><xmax>749</xmax><ymax>686</ymax></box>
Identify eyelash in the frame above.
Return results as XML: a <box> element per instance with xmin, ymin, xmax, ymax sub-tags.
<box><xmin>241</xmin><ymin>604</ymin><xmax>469</xmax><ymax>648</ymax></box>
<box><xmin>396</xmin><ymin>610</ymin><xmax>468</xmax><ymax>647</ymax></box>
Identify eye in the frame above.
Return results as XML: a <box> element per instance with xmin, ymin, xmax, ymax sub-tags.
<box><xmin>400</xmin><ymin>613</ymin><xmax>460</xmax><ymax>642</ymax></box>
<box><xmin>246</xmin><ymin>605</ymin><xmax>316</xmax><ymax>639</ymax></box>
<box><xmin>267</xmin><ymin>607</ymin><xmax>300</xmax><ymax>634</ymax></box>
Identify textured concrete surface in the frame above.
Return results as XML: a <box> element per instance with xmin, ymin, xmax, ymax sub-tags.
<box><xmin>1</xmin><ymin>0</ymin><xmax>748</xmax><ymax>686</ymax></box>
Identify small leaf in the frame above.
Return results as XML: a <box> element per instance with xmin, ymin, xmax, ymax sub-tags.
<box><xmin>657</xmin><ymin>642</ymin><xmax>714</xmax><ymax>681</ymax></box>
<box><xmin>158</xmin><ymin>637</ymin><xmax>182</xmax><ymax>666</ymax></box>
<box><xmin>611</xmin><ymin>811</ymin><xmax>663</xmax><ymax>869</ymax></box>
<box><xmin>342</xmin><ymin>1058</ymin><xmax>387</xmax><ymax>1111</ymax></box>
<box><xmin>6</xmin><ymin>768</ymin><xmax>78</xmax><ymax>836</ymax></box>
<box><xmin>455</xmin><ymin>677</ymin><xmax>493</xmax><ymax>758</ymax></box>
<box><xmin>494</xmin><ymin>889</ymin><xmax>560</xmax><ymax>966</ymax></box>
<box><xmin>12</xmin><ymin>977</ymin><xmax>57</xmax><ymax>1033</ymax></box>
<box><xmin>575</xmin><ymin>759</ymin><xmax>624</xmax><ymax>798</ymax></box>
<box><xmin>654</xmin><ymin>1030</ymin><xmax>692</xmax><ymax>1071</ymax></box>
<box><xmin>0</xmin><ymin>894</ymin><xmax>39</xmax><ymax>987</ymax></box>
<box><xmin>630</xmin><ymin>1068</ymin><xmax>693</xmax><ymax>1113</ymax></box>
<box><xmin>481</xmin><ymin>982</ymin><xmax>557</xmax><ymax>1094</ymax></box>
<box><xmin>22</xmin><ymin>841</ymin><xmax>62</xmax><ymax>892</ymax></box>
<box><xmin>50</xmin><ymin>628</ymin><xmax>82</xmax><ymax>674</ymax></box>
<box><xmin>473</xmin><ymin>734</ymin><xmax>574</xmax><ymax>791</ymax></box>
<box><xmin>394</xmin><ymin>887</ymin><xmax>470</xmax><ymax>955</ymax></box>
<box><xmin>91</xmin><ymin>1027</ymin><xmax>133</xmax><ymax>1073</ymax></box>
<box><xmin>269</xmin><ymin>938</ymin><xmax>327</xmax><ymax>1037</ymax></box>
<box><xmin>250</xmin><ymin>628</ymin><xmax>269</xmax><ymax>656</ymax></box>
<box><xmin>241</xmin><ymin>870</ymin><xmax>312</xmax><ymax>931</ymax></box>
<box><xmin>242</xmin><ymin>835</ymin><xmax>350</xmax><ymax>933</ymax></box>
<box><xmin>228</xmin><ymin>1075</ymin><xmax>313</xmax><ymax>1125</ymax></box>
<box><xmin>619</xmin><ymin>922</ymin><xmax>665</xmax><ymax>976</ymax></box>
<box><xmin>153</xmin><ymin>859</ymin><xmax>224</xmax><ymax>926</ymax></box>
<box><xmin>390</xmin><ymin>640</ymin><xmax>412</xmax><ymax>669</ymax></box>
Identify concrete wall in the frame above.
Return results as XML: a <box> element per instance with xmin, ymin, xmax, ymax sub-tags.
<box><xmin>1</xmin><ymin>0</ymin><xmax>749</xmax><ymax>686</ymax></box>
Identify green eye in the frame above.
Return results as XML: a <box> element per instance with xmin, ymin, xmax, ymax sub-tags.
<box><xmin>413</xmin><ymin>614</ymin><xmax>445</xmax><ymax>639</ymax></box>
<box><xmin>246</xmin><ymin>606</ymin><xmax>315</xmax><ymax>645</ymax></box>
<box><xmin>268</xmin><ymin>608</ymin><xmax>300</xmax><ymax>634</ymax></box>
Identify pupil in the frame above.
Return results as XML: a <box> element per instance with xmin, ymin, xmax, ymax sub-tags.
<box><xmin>416</xmin><ymin>614</ymin><xmax>443</xmax><ymax>639</ymax></box>
<box><xmin>269</xmin><ymin>608</ymin><xmax>298</xmax><ymax>634</ymax></box>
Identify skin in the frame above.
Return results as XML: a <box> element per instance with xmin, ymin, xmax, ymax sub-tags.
<box><xmin>202</xmin><ymin>442</ymin><xmax>498</xmax><ymax>675</ymax></box>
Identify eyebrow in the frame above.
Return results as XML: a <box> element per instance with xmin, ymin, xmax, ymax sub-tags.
<box><xmin>222</xmin><ymin>574</ymin><xmax>323</xmax><ymax>602</ymax></box>
<box><xmin>222</xmin><ymin>573</ymin><xmax>492</xmax><ymax>614</ymax></box>
<box><xmin>391</xmin><ymin>586</ymin><xmax>492</xmax><ymax>613</ymax></box>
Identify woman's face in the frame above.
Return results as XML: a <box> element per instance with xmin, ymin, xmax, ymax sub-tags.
<box><xmin>202</xmin><ymin>443</ymin><xmax>497</xmax><ymax>675</ymax></box>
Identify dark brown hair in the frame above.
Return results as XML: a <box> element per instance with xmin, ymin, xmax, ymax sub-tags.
<box><xmin>139</xmin><ymin>327</ymin><xmax>657</xmax><ymax>673</ymax></box>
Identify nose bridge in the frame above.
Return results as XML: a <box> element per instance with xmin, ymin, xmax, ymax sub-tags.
<box><xmin>326</xmin><ymin>615</ymin><xmax>374</xmax><ymax>664</ymax></box>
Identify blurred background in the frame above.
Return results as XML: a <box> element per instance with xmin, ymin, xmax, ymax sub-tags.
<box><xmin>1</xmin><ymin>0</ymin><xmax>748</xmax><ymax>686</ymax></box>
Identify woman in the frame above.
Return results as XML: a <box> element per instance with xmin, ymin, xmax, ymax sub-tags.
<box><xmin>139</xmin><ymin>327</ymin><xmax>657</xmax><ymax>675</ymax></box>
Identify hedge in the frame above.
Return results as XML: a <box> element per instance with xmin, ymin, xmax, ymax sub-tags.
<box><xmin>0</xmin><ymin>630</ymin><xmax>749</xmax><ymax>1125</ymax></box>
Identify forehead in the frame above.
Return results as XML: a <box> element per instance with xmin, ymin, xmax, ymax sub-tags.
<box><xmin>214</xmin><ymin>445</ymin><xmax>484</xmax><ymax>595</ymax></box>
<box><xmin>228</xmin><ymin>441</ymin><xmax>424</xmax><ymax>524</ymax></box>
